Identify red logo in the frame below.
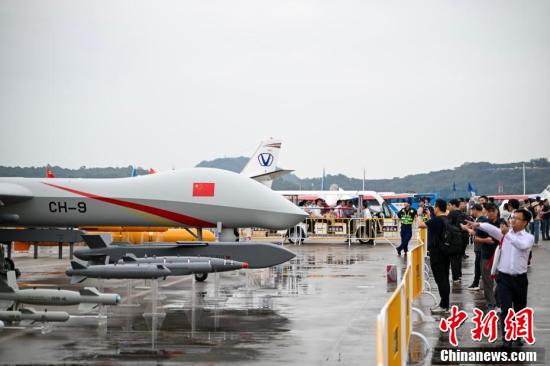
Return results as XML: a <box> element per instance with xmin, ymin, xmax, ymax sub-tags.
<box><xmin>439</xmin><ymin>306</ymin><xmax>468</xmax><ymax>346</ymax></box>
<box><xmin>504</xmin><ymin>307</ymin><xmax>535</xmax><ymax>344</ymax></box>
<box><xmin>438</xmin><ymin>306</ymin><xmax>536</xmax><ymax>346</ymax></box>
<box><xmin>192</xmin><ymin>182</ymin><xmax>215</xmax><ymax>197</ymax></box>
<box><xmin>471</xmin><ymin>308</ymin><xmax>498</xmax><ymax>343</ymax></box>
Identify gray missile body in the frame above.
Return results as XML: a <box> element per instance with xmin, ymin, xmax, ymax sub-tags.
<box><xmin>0</xmin><ymin>271</ymin><xmax>120</xmax><ymax>307</ymax></box>
<box><xmin>67</xmin><ymin>256</ymin><xmax>248</xmax><ymax>283</ymax></box>
<box><xmin>66</xmin><ymin>262</ymin><xmax>172</xmax><ymax>283</ymax></box>
<box><xmin>0</xmin><ymin>287</ymin><xmax>120</xmax><ymax>306</ymax></box>
<box><xmin>122</xmin><ymin>255</ymin><xmax>248</xmax><ymax>273</ymax></box>
<box><xmin>0</xmin><ymin>308</ymin><xmax>70</xmax><ymax>322</ymax></box>
<box><xmin>75</xmin><ymin>235</ymin><xmax>295</xmax><ymax>269</ymax></box>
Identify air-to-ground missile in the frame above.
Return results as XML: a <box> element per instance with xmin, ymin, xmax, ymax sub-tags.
<box><xmin>0</xmin><ymin>271</ymin><xmax>120</xmax><ymax>308</ymax></box>
<box><xmin>75</xmin><ymin>235</ymin><xmax>295</xmax><ymax>269</ymax></box>
<box><xmin>66</xmin><ymin>255</ymin><xmax>248</xmax><ymax>283</ymax></box>
<box><xmin>121</xmin><ymin>254</ymin><xmax>248</xmax><ymax>273</ymax></box>
<box><xmin>66</xmin><ymin>261</ymin><xmax>173</xmax><ymax>284</ymax></box>
<box><xmin>0</xmin><ymin>308</ymin><xmax>70</xmax><ymax>322</ymax></box>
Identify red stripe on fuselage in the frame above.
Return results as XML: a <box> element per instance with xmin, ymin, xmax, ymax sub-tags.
<box><xmin>42</xmin><ymin>182</ymin><xmax>214</xmax><ymax>227</ymax></box>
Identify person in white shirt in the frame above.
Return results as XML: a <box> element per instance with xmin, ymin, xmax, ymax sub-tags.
<box><xmin>465</xmin><ymin>208</ymin><xmax>534</xmax><ymax>347</ymax></box>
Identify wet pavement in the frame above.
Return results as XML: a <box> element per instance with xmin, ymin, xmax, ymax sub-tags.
<box><xmin>2</xmin><ymin>239</ymin><xmax>549</xmax><ymax>365</ymax></box>
<box><xmin>0</xmin><ymin>241</ymin><xmax>406</xmax><ymax>365</ymax></box>
<box><xmin>413</xmin><ymin>239</ymin><xmax>550</xmax><ymax>364</ymax></box>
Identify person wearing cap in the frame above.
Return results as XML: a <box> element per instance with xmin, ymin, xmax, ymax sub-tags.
<box><xmin>396</xmin><ymin>199</ymin><xmax>417</xmax><ymax>256</ymax></box>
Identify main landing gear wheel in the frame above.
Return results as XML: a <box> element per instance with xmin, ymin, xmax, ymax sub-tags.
<box><xmin>195</xmin><ymin>273</ymin><xmax>208</xmax><ymax>282</ymax></box>
<box><xmin>288</xmin><ymin>227</ymin><xmax>305</xmax><ymax>244</ymax></box>
<box><xmin>355</xmin><ymin>226</ymin><xmax>374</xmax><ymax>245</ymax></box>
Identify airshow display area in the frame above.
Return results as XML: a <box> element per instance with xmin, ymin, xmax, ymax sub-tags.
<box><xmin>1</xmin><ymin>140</ymin><xmax>549</xmax><ymax>365</ymax></box>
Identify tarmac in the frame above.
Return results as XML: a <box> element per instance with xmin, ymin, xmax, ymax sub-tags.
<box><xmin>0</xmin><ymin>237</ymin><xmax>549</xmax><ymax>365</ymax></box>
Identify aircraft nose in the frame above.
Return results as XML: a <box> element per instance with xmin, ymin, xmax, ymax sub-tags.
<box><xmin>259</xmin><ymin>193</ymin><xmax>308</xmax><ymax>229</ymax></box>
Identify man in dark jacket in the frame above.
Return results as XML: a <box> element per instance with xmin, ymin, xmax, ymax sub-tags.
<box><xmin>447</xmin><ymin>199</ymin><xmax>467</xmax><ymax>282</ymax></box>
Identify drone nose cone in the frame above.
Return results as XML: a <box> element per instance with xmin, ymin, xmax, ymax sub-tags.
<box><xmin>268</xmin><ymin>199</ymin><xmax>308</xmax><ymax>229</ymax></box>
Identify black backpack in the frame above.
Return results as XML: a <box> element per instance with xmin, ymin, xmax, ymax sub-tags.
<box><xmin>440</xmin><ymin>217</ymin><xmax>464</xmax><ymax>256</ymax></box>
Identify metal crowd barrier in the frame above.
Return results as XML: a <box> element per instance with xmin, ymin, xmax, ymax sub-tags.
<box><xmin>281</xmin><ymin>217</ymin><xmax>405</xmax><ymax>246</ymax></box>
<box><xmin>376</xmin><ymin>228</ymin><xmax>431</xmax><ymax>366</ymax></box>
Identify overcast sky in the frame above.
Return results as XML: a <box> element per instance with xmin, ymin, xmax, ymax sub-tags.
<box><xmin>1</xmin><ymin>1</ymin><xmax>549</xmax><ymax>179</ymax></box>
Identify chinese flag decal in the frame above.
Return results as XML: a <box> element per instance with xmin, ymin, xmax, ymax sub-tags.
<box><xmin>193</xmin><ymin>182</ymin><xmax>215</xmax><ymax>197</ymax></box>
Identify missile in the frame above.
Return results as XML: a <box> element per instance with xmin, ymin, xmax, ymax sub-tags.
<box><xmin>122</xmin><ymin>255</ymin><xmax>248</xmax><ymax>273</ymax></box>
<box><xmin>121</xmin><ymin>254</ymin><xmax>248</xmax><ymax>274</ymax></box>
<box><xmin>0</xmin><ymin>271</ymin><xmax>120</xmax><ymax>308</ymax></box>
<box><xmin>0</xmin><ymin>308</ymin><xmax>70</xmax><ymax>322</ymax></box>
<box><xmin>66</xmin><ymin>261</ymin><xmax>173</xmax><ymax>284</ymax></box>
<box><xmin>75</xmin><ymin>235</ymin><xmax>296</xmax><ymax>269</ymax></box>
<box><xmin>0</xmin><ymin>287</ymin><xmax>120</xmax><ymax>307</ymax></box>
<box><xmin>0</xmin><ymin>168</ymin><xmax>307</xmax><ymax>229</ymax></box>
<box><xmin>67</xmin><ymin>255</ymin><xmax>248</xmax><ymax>283</ymax></box>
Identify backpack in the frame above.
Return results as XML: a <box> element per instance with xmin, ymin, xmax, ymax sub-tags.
<box><xmin>440</xmin><ymin>217</ymin><xmax>464</xmax><ymax>256</ymax></box>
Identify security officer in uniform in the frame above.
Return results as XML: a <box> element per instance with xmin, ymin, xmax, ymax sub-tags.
<box><xmin>397</xmin><ymin>200</ymin><xmax>417</xmax><ymax>256</ymax></box>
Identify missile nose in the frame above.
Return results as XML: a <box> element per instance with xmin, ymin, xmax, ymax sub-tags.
<box><xmin>242</xmin><ymin>262</ymin><xmax>249</xmax><ymax>269</ymax></box>
<box><xmin>115</xmin><ymin>294</ymin><xmax>121</xmax><ymax>304</ymax></box>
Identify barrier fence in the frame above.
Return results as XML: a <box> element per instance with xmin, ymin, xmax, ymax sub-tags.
<box><xmin>376</xmin><ymin>228</ymin><xmax>431</xmax><ymax>366</ymax></box>
<box><xmin>278</xmin><ymin>217</ymin><xmax>405</xmax><ymax>246</ymax></box>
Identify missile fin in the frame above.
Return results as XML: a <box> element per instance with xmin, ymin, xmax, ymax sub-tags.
<box><xmin>78</xmin><ymin>302</ymin><xmax>98</xmax><ymax>313</ymax></box>
<box><xmin>79</xmin><ymin>287</ymin><xmax>100</xmax><ymax>296</ymax></box>
<box><xmin>0</xmin><ymin>271</ymin><xmax>17</xmax><ymax>293</ymax></box>
<box><xmin>70</xmin><ymin>276</ymin><xmax>87</xmax><ymax>285</ymax></box>
<box><xmin>122</xmin><ymin>254</ymin><xmax>137</xmax><ymax>262</ymax></box>
<box><xmin>81</xmin><ymin>234</ymin><xmax>109</xmax><ymax>249</ymax></box>
<box><xmin>70</xmin><ymin>261</ymin><xmax>87</xmax><ymax>270</ymax></box>
<box><xmin>0</xmin><ymin>300</ymin><xmax>14</xmax><ymax>311</ymax></box>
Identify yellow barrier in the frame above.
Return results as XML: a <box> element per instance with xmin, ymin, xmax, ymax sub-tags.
<box><xmin>377</xmin><ymin>317</ymin><xmax>384</xmax><ymax>365</ymax></box>
<box><xmin>410</xmin><ymin>244</ymin><xmax>424</xmax><ymax>300</ymax></box>
<box><xmin>404</xmin><ymin>265</ymin><xmax>412</xmax><ymax>347</ymax></box>
<box><xmin>385</xmin><ymin>284</ymin><xmax>404</xmax><ymax>365</ymax></box>
<box><xmin>376</xmin><ymin>233</ymin><xmax>427</xmax><ymax>366</ymax></box>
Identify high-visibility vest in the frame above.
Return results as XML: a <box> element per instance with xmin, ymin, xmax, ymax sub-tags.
<box><xmin>399</xmin><ymin>208</ymin><xmax>415</xmax><ymax>225</ymax></box>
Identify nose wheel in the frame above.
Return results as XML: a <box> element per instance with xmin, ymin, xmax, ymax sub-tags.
<box><xmin>194</xmin><ymin>273</ymin><xmax>208</xmax><ymax>282</ymax></box>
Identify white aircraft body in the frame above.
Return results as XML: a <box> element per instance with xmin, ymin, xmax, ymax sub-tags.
<box><xmin>0</xmin><ymin>168</ymin><xmax>307</xmax><ymax>230</ymax></box>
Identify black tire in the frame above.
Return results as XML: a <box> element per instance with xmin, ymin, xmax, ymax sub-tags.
<box><xmin>4</xmin><ymin>258</ymin><xmax>15</xmax><ymax>271</ymax></box>
<box><xmin>355</xmin><ymin>225</ymin><xmax>374</xmax><ymax>245</ymax></box>
<box><xmin>287</xmin><ymin>227</ymin><xmax>305</xmax><ymax>244</ymax></box>
<box><xmin>195</xmin><ymin>273</ymin><xmax>208</xmax><ymax>282</ymax></box>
